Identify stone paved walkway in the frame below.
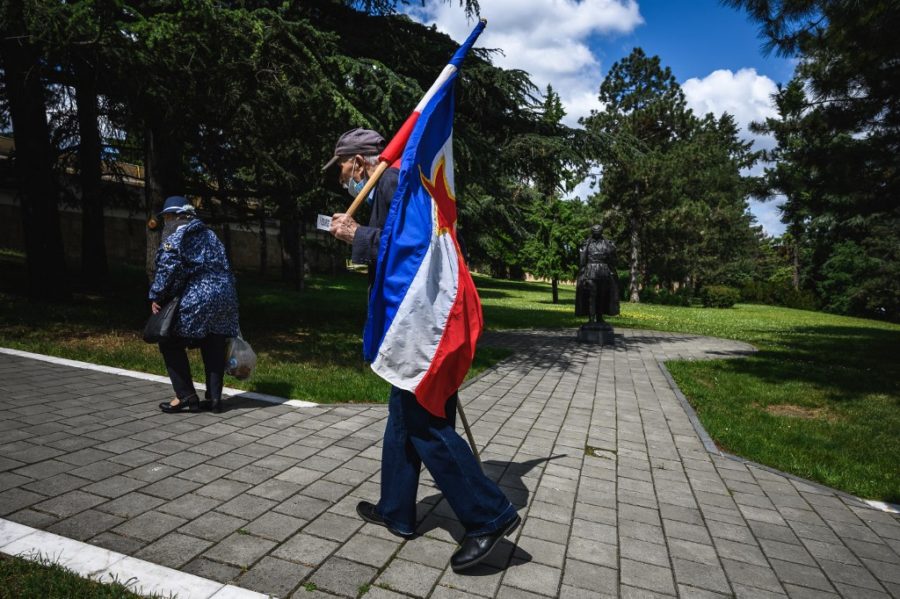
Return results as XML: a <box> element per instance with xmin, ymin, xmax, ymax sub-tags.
<box><xmin>1</xmin><ymin>329</ymin><xmax>898</xmax><ymax>599</ymax></box>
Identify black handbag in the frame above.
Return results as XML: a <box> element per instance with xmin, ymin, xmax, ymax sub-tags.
<box><xmin>143</xmin><ymin>296</ymin><xmax>180</xmax><ymax>343</ymax></box>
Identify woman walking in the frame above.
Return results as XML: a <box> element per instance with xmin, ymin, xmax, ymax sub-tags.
<box><xmin>149</xmin><ymin>196</ymin><xmax>239</xmax><ymax>414</ymax></box>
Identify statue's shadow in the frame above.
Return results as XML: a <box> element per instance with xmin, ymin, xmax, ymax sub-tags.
<box><xmin>414</xmin><ymin>455</ymin><xmax>566</xmax><ymax>574</ymax></box>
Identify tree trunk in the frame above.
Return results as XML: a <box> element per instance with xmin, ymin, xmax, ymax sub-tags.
<box><xmin>258</xmin><ymin>207</ymin><xmax>268</xmax><ymax>276</ymax></box>
<box><xmin>551</xmin><ymin>277</ymin><xmax>559</xmax><ymax>304</ymax></box>
<box><xmin>1</xmin><ymin>19</ymin><xmax>69</xmax><ymax>300</ymax></box>
<box><xmin>629</xmin><ymin>213</ymin><xmax>641</xmax><ymax>303</ymax></box>
<box><xmin>298</xmin><ymin>217</ymin><xmax>306</xmax><ymax>292</ymax></box>
<box><xmin>144</xmin><ymin>125</ymin><xmax>183</xmax><ymax>281</ymax></box>
<box><xmin>791</xmin><ymin>235</ymin><xmax>800</xmax><ymax>291</ymax></box>
<box><xmin>75</xmin><ymin>56</ymin><xmax>107</xmax><ymax>288</ymax></box>
<box><xmin>280</xmin><ymin>210</ymin><xmax>301</xmax><ymax>289</ymax></box>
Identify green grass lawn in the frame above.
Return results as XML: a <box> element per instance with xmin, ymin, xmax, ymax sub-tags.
<box><xmin>0</xmin><ymin>553</ymin><xmax>157</xmax><ymax>599</ymax></box>
<box><xmin>1</xmin><ymin>251</ymin><xmax>897</xmax><ymax>501</ymax></box>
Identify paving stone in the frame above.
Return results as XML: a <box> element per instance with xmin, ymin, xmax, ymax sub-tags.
<box><xmin>375</xmin><ymin>558</ymin><xmax>443</xmax><ymax>596</ymax></box>
<box><xmin>203</xmin><ymin>532</ymin><xmax>277</xmax><ymax>568</ymax></box>
<box><xmin>156</xmin><ymin>492</ymin><xmax>222</xmax><ymax>520</ymax></box>
<box><xmin>246</xmin><ymin>477</ymin><xmax>302</xmax><ymax>502</ymax></box>
<box><xmin>108</xmin><ymin>449</ymin><xmax>160</xmax><ymax>468</ymax></box>
<box><xmin>275</xmin><ymin>466</ymin><xmax>322</xmax><ymax>486</ymax></box>
<box><xmin>241</xmin><ymin>511</ymin><xmax>306</xmax><ymax>542</ymax></box>
<box><xmin>503</xmin><ymin>559</ymin><xmax>562</xmax><ymax>596</ymax></box>
<box><xmin>237</xmin><ymin>555</ymin><xmax>310</xmax><ymax>596</ymax></box>
<box><xmin>122</xmin><ymin>463</ymin><xmax>180</xmax><ymax>483</ymax></box>
<box><xmin>566</xmin><ymin>536</ymin><xmax>617</xmax><ymax>568</ymax></box>
<box><xmin>178</xmin><ymin>511</ymin><xmax>247</xmax><ymax>542</ymax></box>
<box><xmin>304</xmin><ymin>512</ymin><xmax>363</xmax><ymax>542</ymax></box>
<box><xmin>139</xmin><ymin>476</ymin><xmax>203</xmax><ymax>500</ymax></box>
<box><xmin>81</xmin><ymin>475</ymin><xmax>147</xmax><ymax>499</ymax></box>
<box><xmin>561</xmin><ymin>558</ymin><xmax>618</xmax><ymax>594</ymax></box>
<box><xmin>676</xmin><ymin>585</ymin><xmax>731</xmax><ymax>599</ymax></box>
<box><xmin>177</xmin><ymin>463</ymin><xmax>232</xmax><ymax>484</ymax></box>
<box><xmin>57</xmin><ymin>447</ymin><xmax>117</xmax><ymax>467</ymax></box>
<box><xmin>621</xmin><ymin>557</ymin><xmax>676</xmax><ymax>595</ymax></box>
<box><xmin>224</xmin><ymin>464</ymin><xmax>278</xmax><ymax>485</ymax></box>
<box><xmin>96</xmin><ymin>491</ymin><xmax>165</xmax><ymax>518</ymax></box>
<box><xmin>274</xmin><ymin>494</ymin><xmax>332</xmax><ymax>520</ymax></box>
<box><xmin>216</xmin><ymin>493</ymin><xmax>277</xmax><ymax>520</ymax></box>
<box><xmin>22</xmin><ymin>473</ymin><xmax>87</xmax><ymax>496</ymax></box>
<box><xmin>133</xmin><ymin>532</ymin><xmax>212</xmax><ymax>568</ymax></box>
<box><xmin>621</xmin><ymin>535</ymin><xmax>670</xmax><ymax>567</ymax></box>
<box><xmin>6</xmin><ymin>508</ymin><xmax>59</xmax><ymax>528</ymax></box>
<box><xmin>89</xmin><ymin>532</ymin><xmax>147</xmax><ymax>555</ymax></box>
<box><xmin>672</xmin><ymin>557</ymin><xmax>731</xmax><ymax>594</ymax></box>
<box><xmin>334</xmin><ymin>533</ymin><xmax>402</xmax><ymax>569</ymax></box>
<box><xmin>112</xmin><ymin>509</ymin><xmax>187</xmax><ymax>542</ymax></box>
<box><xmin>273</xmin><ymin>532</ymin><xmax>340</xmax><ymax>567</ymax></box>
<box><xmin>307</xmin><ymin>557</ymin><xmax>378</xmax><ymax>597</ymax></box>
<box><xmin>182</xmin><ymin>556</ymin><xmax>242</xmax><ymax>584</ymax></box>
<box><xmin>160</xmin><ymin>451</ymin><xmax>209</xmax><ymax>469</ymax></box>
<box><xmin>47</xmin><ymin>508</ymin><xmax>124</xmax><ymax>541</ymax></box>
<box><xmin>195</xmin><ymin>478</ymin><xmax>253</xmax><ymax>501</ymax></box>
<box><xmin>33</xmin><ymin>489</ymin><xmax>106</xmax><ymax>518</ymax></box>
<box><xmin>12</xmin><ymin>459</ymin><xmax>71</xmax><ymax>481</ymax></box>
<box><xmin>721</xmin><ymin>558</ymin><xmax>786</xmax><ymax>594</ymax></box>
<box><xmin>522</xmin><ymin>516</ymin><xmax>571</xmax><ymax>545</ymax></box>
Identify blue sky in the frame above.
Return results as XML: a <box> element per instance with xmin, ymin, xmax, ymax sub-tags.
<box><xmin>597</xmin><ymin>0</ymin><xmax>794</xmax><ymax>84</ymax></box>
<box><xmin>405</xmin><ymin>0</ymin><xmax>793</xmax><ymax>235</ymax></box>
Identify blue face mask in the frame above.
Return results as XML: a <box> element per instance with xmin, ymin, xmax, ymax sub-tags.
<box><xmin>344</xmin><ymin>162</ymin><xmax>368</xmax><ymax>199</ymax></box>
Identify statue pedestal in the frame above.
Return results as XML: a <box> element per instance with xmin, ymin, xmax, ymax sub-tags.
<box><xmin>578</xmin><ymin>322</ymin><xmax>615</xmax><ymax>345</ymax></box>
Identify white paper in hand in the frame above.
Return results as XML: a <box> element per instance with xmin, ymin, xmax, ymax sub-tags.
<box><xmin>316</xmin><ymin>214</ymin><xmax>333</xmax><ymax>232</ymax></box>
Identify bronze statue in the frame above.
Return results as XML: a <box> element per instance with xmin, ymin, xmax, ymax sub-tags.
<box><xmin>576</xmin><ymin>223</ymin><xmax>620</xmax><ymax>323</ymax></box>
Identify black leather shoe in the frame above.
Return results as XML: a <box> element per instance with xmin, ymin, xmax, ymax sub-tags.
<box><xmin>355</xmin><ymin>501</ymin><xmax>414</xmax><ymax>539</ymax></box>
<box><xmin>159</xmin><ymin>394</ymin><xmax>201</xmax><ymax>413</ymax></box>
<box><xmin>451</xmin><ymin>514</ymin><xmax>521</xmax><ymax>572</ymax></box>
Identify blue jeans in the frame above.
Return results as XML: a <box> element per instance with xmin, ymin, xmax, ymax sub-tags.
<box><xmin>377</xmin><ymin>387</ymin><xmax>517</xmax><ymax>537</ymax></box>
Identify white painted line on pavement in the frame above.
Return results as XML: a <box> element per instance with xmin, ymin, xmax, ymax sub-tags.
<box><xmin>0</xmin><ymin>517</ymin><xmax>272</xmax><ymax>599</ymax></box>
<box><xmin>0</xmin><ymin>346</ymin><xmax>319</xmax><ymax>409</ymax></box>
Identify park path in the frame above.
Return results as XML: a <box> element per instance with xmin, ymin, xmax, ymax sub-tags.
<box><xmin>1</xmin><ymin>329</ymin><xmax>898</xmax><ymax>598</ymax></box>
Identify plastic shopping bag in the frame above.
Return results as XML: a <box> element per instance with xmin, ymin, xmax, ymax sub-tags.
<box><xmin>225</xmin><ymin>334</ymin><xmax>257</xmax><ymax>380</ymax></box>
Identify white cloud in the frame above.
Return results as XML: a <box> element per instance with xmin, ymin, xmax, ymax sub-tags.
<box><xmin>403</xmin><ymin>5</ymin><xmax>787</xmax><ymax>235</ymax></box>
<box><xmin>682</xmin><ymin>68</ymin><xmax>778</xmax><ymax>151</ymax></box>
<box><xmin>404</xmin><ymin>0</ymin><xmax>643</xmax><ymax>126</ymax></box>
<box><xmin>749</xmin><ymin>198</ymin><xmax>786</xmax><ymax>236</ymax></box>
<box><xmin>682</xmin><ymin>68</ymin><xmax>786</xmax><ymax>235</ymax></box>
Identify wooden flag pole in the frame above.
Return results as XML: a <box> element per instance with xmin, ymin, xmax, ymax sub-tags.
<box><xmin>344</xmin><ymin>160</ymin><xmax>391</xmax><ymax>219</ymax></box>
<box><xmin>456</xmin><ymin>400</ymin><xmax>482</xmax><ymax>469</ymax></box>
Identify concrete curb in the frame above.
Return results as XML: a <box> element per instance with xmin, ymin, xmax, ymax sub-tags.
<box><xmin>0</xmin><ymin>347</ymin><xmax>321</xmax><ymax>409</ymax></box>
<box><xmin>657</xmin><ymin>360</ymin><xmax>900</xmax><ymax>515</ymax></box>
<box><xmin>0</xmin><ymin>518</ymin><xmax>271</xmax><ymax>599</ymax></box>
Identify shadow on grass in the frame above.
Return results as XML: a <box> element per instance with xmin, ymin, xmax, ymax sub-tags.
<box><xmin>695</xmin><ymin>325</ymin><xmax>900</xmax><ymax>404</ymax></box>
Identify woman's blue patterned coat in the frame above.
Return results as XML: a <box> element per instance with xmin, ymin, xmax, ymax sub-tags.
<box><xmin>149</xmin><ymin>219</ymin><xmax>239</xmax><ymax>339</ymax></box>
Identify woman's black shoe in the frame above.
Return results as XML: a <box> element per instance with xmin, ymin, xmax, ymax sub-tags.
<box><xmin>210</xmin><ymin>398</ymin><xmax>223</xmax><ymax>414</ymax></box>
<box><xmin>159</xmin><ymin>394</ymin><xmax>201</xmax><ymax>413</ymax></box>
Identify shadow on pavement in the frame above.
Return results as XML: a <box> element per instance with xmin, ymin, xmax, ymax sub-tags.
<box><xmin>413</xmin><ymin>454</ymin><xmax>567</xmax><ymax>572</ymax></box>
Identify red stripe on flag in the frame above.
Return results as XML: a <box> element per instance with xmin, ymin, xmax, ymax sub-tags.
<box><xmin>414</xmin><ymin>247</ymin><xmax>483</xmax><ymax>417</ymax></box>
<box><xmin>380</xmin><ymin>112</ymin><xmax>421</xmax><ymax>165</ymax></box>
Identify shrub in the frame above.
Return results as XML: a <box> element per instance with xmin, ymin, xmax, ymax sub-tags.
<box><xmin>642</xmin><ymin>287</ymin><xmax>692</xmax><ymax>307</ymax></box>
<box><xmin>740</xmin><ymin>280</ymin><xmax>819</xmax><ymax>311</ymax></box>
<box><xmin>701</xmin><ymin>285</ymin><xmax>740</xmax><ymax>308</ymax></box>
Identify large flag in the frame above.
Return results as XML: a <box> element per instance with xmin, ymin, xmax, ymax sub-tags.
<box><xmin>362</xmin><ymin>21</ymin><xmax>486</xmax><ymax>417</ymax></box>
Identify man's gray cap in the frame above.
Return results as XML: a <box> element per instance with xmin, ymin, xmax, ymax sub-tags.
<box><xmin>321</xmin><ymin>128</ymin><xmax>386</xmax><ymax>171</ymax></box>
